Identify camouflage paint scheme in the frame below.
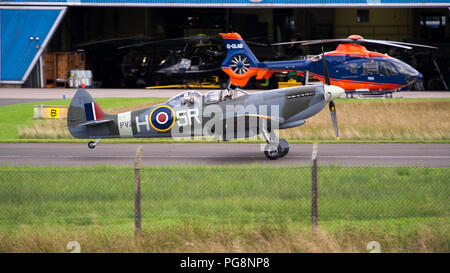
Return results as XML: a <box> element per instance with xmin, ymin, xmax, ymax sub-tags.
<box><xmin>68</xmin><ymin>84</ymin><xmax>331</xmax><ymax>141</ymax></box>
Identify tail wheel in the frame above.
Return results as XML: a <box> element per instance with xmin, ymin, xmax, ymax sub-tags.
<box><xmin>230</xmin><ymin>55</ymin><xmax>250</xmax><ymax>75</ymax></box>
<box><xmin>88</xmin><ymin>141</ymin><xmax>96</xmax><ymax>149</ymax></box>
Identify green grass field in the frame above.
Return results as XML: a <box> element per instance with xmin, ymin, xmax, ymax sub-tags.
<box><xmin>0</xmin><ymin>165</ymin><xmax>448</xmax><ymax>252</ymax></box>
<box><xmin>0</xmin><ymin>97</ymin><xmax>166</xmax><ymax>140</ymax></box>
<box><xmin>1</xmin><ymin>97</ymin><xmax>450</xmax><ymax>142</ymax></box>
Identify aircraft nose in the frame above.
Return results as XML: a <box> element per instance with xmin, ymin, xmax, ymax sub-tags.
<box><xmin>324</xmin><ymin>85</ymin><xmax>345</xmax><ymax>102</ymax></box>
<box><xmin>417</xmin><ymin>72</ymin><xmax>423</xmax><ymax>81</ymax></box>
<box><xmin>406</xmin><ymin>72</ymin><xmax>422</xmax><ymax>86</ymax></box>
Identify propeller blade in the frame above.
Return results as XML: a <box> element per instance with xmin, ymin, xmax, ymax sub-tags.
<box><xmin>322</xmin><ymin>46</ymin><xmax>331</xmax><ymax>86</ymax></box>
<box><xmin>329</xmin><ymin>101</ymin><xmax>339</xmax><ymax>140</ymax></box>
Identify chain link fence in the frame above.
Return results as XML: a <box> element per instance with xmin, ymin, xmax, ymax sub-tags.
<box><xmin>0</xmin><ymin>163</ymin><xmax>448</xmax><ymax>236</ymax></box>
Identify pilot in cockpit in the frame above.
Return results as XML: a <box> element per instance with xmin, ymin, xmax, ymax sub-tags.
<box><xmin>221</xmin><ymin>89</ymin><xmax>234</xmax><ymax>101</ymax></box>
<box><xmin>181</xmin><ymin>92</ymin><xmax>194</xmax><ymax>106</ymax></box>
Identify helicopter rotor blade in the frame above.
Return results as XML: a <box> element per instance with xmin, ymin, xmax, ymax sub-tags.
<box><xmin>273</xmin><ymin>38</ymin><xmax>411</xmax><ymax>49</ymax></box>
<box><xmin>357</xmin><ymin>39</ymin><xmax>412</xmax><ymax>49</ymax></box>
<box><xmin>74</xmin><ymin>35</ymin><xmax>157</xmax><ymax>48</ymax></box>
<box><xmin>272</xmin><ymin>39</ymin><xmax>353</xmax><ymax>46</ymax></box>
<box><xmin>245</xmin><ymin>41</ymin><xmax>270</xmax><ymax>47</ymax></box>
<box><xmin>272</xmin><ymin>37</ymin><xmax>437</xmax><ymax>50</ymax></box>
<box><xmin>117</xmin><ymin>34</ymin><xmax>219</xmax><ymax>50</ymax></box>
<box><xmin>363</xmin><ymin>39</ymin><xmax>438</xmax><ymax>49</ymax></box>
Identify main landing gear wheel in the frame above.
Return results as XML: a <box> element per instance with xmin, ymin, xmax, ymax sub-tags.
<box><xmin>277</xmin><ymin>139</ymin><xmax>290</xmax><ymax>158</ymax></box>
<box><xmin>261</xmin><ymin>127</ymin><xmax>290</xmax><ymax>160</ymax></box>
<box><xmin>263</xmin><ymin>138</ymin><xmax>290</xmax><ymax>160</ymax></box>
<box><xmin>264</xmin><ymin>143</ymin><xmax>280</xmax><ymax>160</ymax></box>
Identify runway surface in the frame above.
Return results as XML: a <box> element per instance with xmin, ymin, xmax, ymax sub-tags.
<box><xmin>0</xmin><ymin>98</ymin><xmax>49</xmax><ymax>106</ymax></box>
<box><xmin>1</xmin><ymin>143</ymin><xmax>449</xmax><ymax>167</ymax></box>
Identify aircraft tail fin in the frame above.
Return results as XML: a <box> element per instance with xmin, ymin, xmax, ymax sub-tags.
<box><xmin>220</xmin><ymin>33</ymin><xmax>268</xmax><ymax>87</ymax></box>
<box><xmin>67</xmin><ymin>89</ymin><xmax>113</xmax><ymax>138</ymax></box>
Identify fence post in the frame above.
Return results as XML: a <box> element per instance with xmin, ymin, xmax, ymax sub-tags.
<box><xmin>134</xmin><ymin>146</ymin><xmax>143</xmax><ymax>238</ymax></box>
<box><xmin>311</xmin><ymin>143</ymin><xmax>319</xmax><ymax>233</ymax></box>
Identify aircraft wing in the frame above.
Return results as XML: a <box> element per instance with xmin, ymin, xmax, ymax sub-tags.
<box><xmin>221</xmin><ymin>113</ymin><xmax>285</xmax><ymax>130</ymax></box>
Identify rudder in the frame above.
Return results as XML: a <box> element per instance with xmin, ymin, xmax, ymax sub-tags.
<box><xmin>67</xmin><ymin>89</ymin><xmax>109</xmax><ymax>138</ymax></box>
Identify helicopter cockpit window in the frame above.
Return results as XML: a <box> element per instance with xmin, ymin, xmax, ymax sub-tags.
<box><xmin>362</xmin><ymin>61</ymin><xmax>379</xmax><ymax>74</ymax></box>
<box><xmin>390</xmin><ymin>58</ymin><xmax>418</xmax><ymax>76</ymax></box>
<box><xmin>380</xmin><ymin>61</ymin><xmax>398</xmax><ymax>76</ymax></box>
<box><xmin>191</xmin><ymin>56</ymin><xmax>200</xmax><ymax>66</ymax></box>
<box><xmin>168</xmin><ymin>91</ymin><xmax>203</xmax><ymax>107</ymax></box>
<box><xmin>160</xmin><ymin>54</ymin><xmax>178</xmax><ymax>67</ymax></box>
<box><xmin>346</xmin><ymin>63</ymin><xmax>359</xmax><ymax>74</ymax></box>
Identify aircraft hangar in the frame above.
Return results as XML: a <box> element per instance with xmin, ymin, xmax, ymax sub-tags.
<box><xmin>0</xmin><ymin>1</ymin><xmax>449</xmax><ymax>89</ymax></box>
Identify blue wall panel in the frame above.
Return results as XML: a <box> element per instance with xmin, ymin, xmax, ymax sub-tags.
<box><xmin>0</xmin><ymin>8</ymin><xmax>65</xmax><ymax>82</ymax></box>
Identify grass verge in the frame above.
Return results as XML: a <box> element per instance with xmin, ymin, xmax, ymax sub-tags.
<box><xmin>0</xmin><ymin>165</ymin><xmax>448</xmax><ymax>252</ymax></box>
<box><xmin>0</xmin><ymin>97</ymin><xmax>166</xmax><ymax>140</ymax></box>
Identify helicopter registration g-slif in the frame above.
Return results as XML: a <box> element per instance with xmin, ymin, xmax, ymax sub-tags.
<box><xmin>67</xmin><ymin>52</ymin><xmax>344</xmax><ymax>160</ymax></box>
<box><xmin>220</xmin><ymin>33</ymin><xmax>437</xmax><ymax>91</ymax></box>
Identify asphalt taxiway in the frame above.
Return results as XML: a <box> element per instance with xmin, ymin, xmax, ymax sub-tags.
<box><xmin>0</xmin><ymin>143</ymin><xmax>448</xmax><ymax>167</ymax></box>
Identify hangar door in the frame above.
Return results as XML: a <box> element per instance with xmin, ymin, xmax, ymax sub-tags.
<box><xmin>0</xmin><ymin>7</ymin><xmax>67</xmax><ymax>84</ymax></box>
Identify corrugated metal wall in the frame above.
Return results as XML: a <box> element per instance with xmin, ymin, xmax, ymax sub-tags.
<box><xmin>0</xmin><ymin>7</ymin><xmax>66</xmax><ymax>83</ymax></box>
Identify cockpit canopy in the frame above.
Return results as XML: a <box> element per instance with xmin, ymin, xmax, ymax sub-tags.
<box><xmin>168</xmin><ymin>91</ymin><xmax>203</xmax><ymax>107</ymax></box>
<box><xmin>168</xmin><ymin>89</ymin><xmax>249</xmax><ymax>106</ymax></box>
<box><xmin>204</xmin><ymin>89</ymin><xmax>248</xmax><ymax>104</ymax></box>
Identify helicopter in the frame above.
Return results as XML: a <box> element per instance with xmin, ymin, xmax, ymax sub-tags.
<box><xmin>67</xmin><ymin>45</ymin><xmax>345</xmax><ymax>160</ymax></box>
<box><xmin>118</xmin><ymin>34</ymin><xmax>226</xmax><ymax>85</ymax></box>
<box><xmin>120</xmin><ymin>34</ymin><xmax>270</xmax><ymax>88</ymax></box>
<box><xmin>75</xmin><ymin>34</ymin><xmax>271</xmax><ymax>88</ymax></box>
<box><xmin>73</xmin><ymin>34</ymin><xmax>227</xmax><ymax>87</ymax></box>
<box><xmin>220</xmin><ymin>33</ymin><xmax>438</xmax><ymax>92</ymax></box>
<box><xmin>72</xmin><ymin>35</ymin><xmax>159</xmax><ymax>88</ymax></box>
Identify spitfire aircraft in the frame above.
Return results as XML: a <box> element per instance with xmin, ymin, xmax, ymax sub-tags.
<box><xmin>220</xmin><ymin>33</ymin><xmax>437</xmax><ymax>91</ymax></box>
<box><xmin>67</xmin><ymin>46</ymin><xmax>344</xmax><ymax>160</ymax></box>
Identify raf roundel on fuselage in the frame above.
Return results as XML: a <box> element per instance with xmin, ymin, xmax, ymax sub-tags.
<box><xmin>149</xmin><ymin>105</ymin><xmax>175</xmax><ymax>132</ymax></box>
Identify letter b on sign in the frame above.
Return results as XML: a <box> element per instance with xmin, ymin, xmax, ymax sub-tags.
<box><xmin>48</xmin><ymin>108</ymin><xmax>60</xmax><ymax>119</ymax></box>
